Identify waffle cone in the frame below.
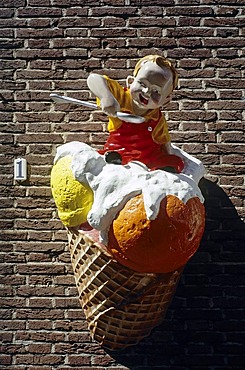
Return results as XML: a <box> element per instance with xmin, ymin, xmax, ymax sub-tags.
<box><xmin>67</xmin><ymin>227</ymin><xmax>183</xmax><ymax>350</ymax></box>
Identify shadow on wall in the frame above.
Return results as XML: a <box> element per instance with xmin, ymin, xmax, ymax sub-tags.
<box><xmin>106</xmin><ymin>179</ymin><xmax>245</xmax><ymax>369</ymax></box>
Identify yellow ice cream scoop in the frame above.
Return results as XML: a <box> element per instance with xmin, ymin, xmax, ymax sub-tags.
<box><xmin>51</xmin><ymin>156</ymin><xmax>93</xmax><ymax>227</ymax></box>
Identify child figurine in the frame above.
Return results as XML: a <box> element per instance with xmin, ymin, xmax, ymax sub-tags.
<box><xmin>87</xmin><ymin>54</ymin><xmax>184</xmax><ymax>173</ymax></box>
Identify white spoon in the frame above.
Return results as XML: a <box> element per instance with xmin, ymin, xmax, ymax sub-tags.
<box><xmin>50</xmin><ymin>93</ymin><xmax>145</xmax><ymax>124</ymax></box>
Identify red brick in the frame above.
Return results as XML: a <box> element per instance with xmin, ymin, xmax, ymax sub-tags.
<box><xmin>91</xmin><ymin>354</ymin><xmax>117</xmax><ymax>366</ymax></box>
<box><xmin>220</xmin><ymin>131</ymin><xmax>244</xmax><ymax>142</ymax></box>
<box><xmin>103</xmin><ymin>17</ymin><xmax>126</xmax><ymax>27</ymax></box>
<box><xmin>65</xmin><ymin>7</ymin><xmax>88</xmax><ymax>16</ymax></box>
<box><xmin>17</xmin><ymin>8</ymin><xmax>62</xmax><ymax>18</ymax></box>
<box><xmin>128</xmin><ymin>37</ymin><xmax>177</xmax><ymax>48</ymax></box>
<box><xmin>16</xmin><ymin>49</ymin><xmax>64</xmax><ymax>59</ymax></box>
<box><xmin>203</xmin><ymin>37</ymin><xmax>244</xmax><ymax>48</ymax></box>
<box><xmin>58</xmin><ymin>18</ymin><xmax>100</xmax><ymax>28</ymax></box>
<box><xmin>128</xmin><ymin>17</ymin><xmax>176</xmax><ymax>27</ymax></box>
<box><xmin>16</xmin><ymin>264</ymin><xmax>65</xmax><ymax>275</ymax></box>
<box><xmin>16</xmin><ymin>28</ymin><xmax>63</xmax><ymax>39</ymax></box>
<box><xmin>0</xmin><ymin>355</ymin><xmax>12</xmax><ymax>365</ymax></box>
<box><xmin>53</xmin><ymin>37</ymin><xmax>100</xmax><ymax>48</ymax></box>
<box><xmin>207</xmin><ymin>100</ymin><xmax>244</xmax><ymax>110</ymax></box>
<box><xmin>28</xmin><ymin>343</ymin><xmax>52</xmax><ymax>354</ymax></box>
<box><xmin>68</xmin><ymin>355</ymin><xmax>91</xmax><ymax>366</ymax></box>
<box><xmin>167</xmin><ymin>6</ymin><xmax>214</xmax><ymax>16</ymax></box>
<box><xmin>16</xmin><ymin>133</ymin><xmax>63</xmax><ymax>143</ymax></box>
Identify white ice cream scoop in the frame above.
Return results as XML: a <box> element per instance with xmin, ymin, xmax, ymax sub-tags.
<box><xmin>50</xmin><ymin>93</ymin><xmax>145</xmax><ymax>124</ymax></box>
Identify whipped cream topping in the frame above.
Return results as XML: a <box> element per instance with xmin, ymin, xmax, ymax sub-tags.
<box><xmin>55</xmin><ymin>142</ymin><xmax>205</xmax><ymax>244</ymax></box>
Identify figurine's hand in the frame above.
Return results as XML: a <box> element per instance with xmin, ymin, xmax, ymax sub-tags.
<box><xmin>100</xmin><ymin>95</ymin><xmax>120</xmax><ymax>117</ymax></box>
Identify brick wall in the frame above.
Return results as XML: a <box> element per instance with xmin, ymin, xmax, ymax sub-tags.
<box><xmin>1</xmin><ymin>0</ymin><xmax>245</xmax><ymax>369</ymax></box>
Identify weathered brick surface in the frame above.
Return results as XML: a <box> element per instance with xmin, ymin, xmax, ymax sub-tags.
<box><xmin>0</xmin><ymin>1</ymin><xmax>244</xmax><ymax>369</ymax></box>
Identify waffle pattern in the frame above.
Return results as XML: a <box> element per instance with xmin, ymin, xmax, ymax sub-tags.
<box><xmin>67</xmin><ymin>228</ymin><xmax>183</xmax><ymax>350</ymax></box>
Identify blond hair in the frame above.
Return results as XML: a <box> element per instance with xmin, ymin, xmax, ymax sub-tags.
<box><xmin>133</xmin><ymin>55</ymin><xmax>178</xmax><ymax>91</ymax></box>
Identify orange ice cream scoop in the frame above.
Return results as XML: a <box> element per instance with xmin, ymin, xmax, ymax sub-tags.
<box><xmin>107</xmin><ymin>194</ymin><xmax>205</xmax><ymax>273</ymax></box>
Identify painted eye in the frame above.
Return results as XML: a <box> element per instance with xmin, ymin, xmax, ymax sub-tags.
<box><xmin>151</xmin><ymin>90</ymin><xmax>161</xmax><ymax>101</ymax></box>
<box><xmin>139</xmin><ymin>81</ymin><xmax>146</xmax><ymax>88</ymax></box>
<box><xmin>152</xmin><ymin>89</ymin><xmax>160</xmax><ymax>95</ymax></box>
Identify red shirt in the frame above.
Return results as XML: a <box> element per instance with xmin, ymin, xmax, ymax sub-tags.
<box><xmin>99</xmin><ymin>114</ymin><xmax>184</xmax><ymax>172</ymax></box>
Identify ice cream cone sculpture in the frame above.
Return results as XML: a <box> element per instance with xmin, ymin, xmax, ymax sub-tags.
<box><xmin>50</xmin><ymin>55</ymin><xmax>205</xmax><ymax>349</ymax></box>
<box><xmin>51</xmin><ymin>142</ymin><xmax>205</xmax><ymax>349</ymax></box>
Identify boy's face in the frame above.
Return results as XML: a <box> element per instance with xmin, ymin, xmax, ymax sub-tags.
<box><xmin>129</xmin><ymin>61</ymin><xmax>174</xmax><ymax>111</ymax></box>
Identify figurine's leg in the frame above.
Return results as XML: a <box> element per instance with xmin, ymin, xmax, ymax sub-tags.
<box><xmin>156</xmin><ymin>154</ymin><xmax>185</xmax><ymax>174</ymax></box>
<box><xmin>105</xmin><ymin>151</ymin><xmax>122</xmax><ymax>165</ymax></box>
<box><xmin>160</xmin><ymin>166</ymin><xmax>177</xmax><ymax>173</ymax></box>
